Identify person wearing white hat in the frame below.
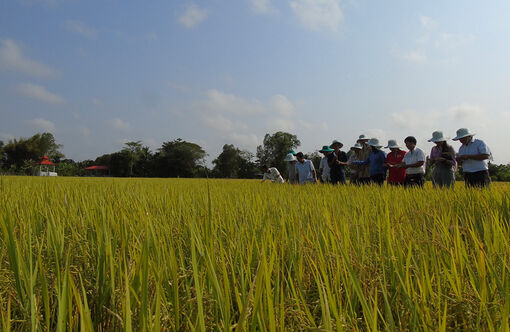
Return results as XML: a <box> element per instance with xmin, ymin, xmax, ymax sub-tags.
<box><xmin>356</xmin><ymin>134</ymin><xmax>371</xmax><ymax>184</ymax></box>
<box><xmin>347</xmin><ymin>143</ymin><xmax>363</xmax><ymax>184</ymax></box>
<box><xmin>453</xmin><ymin>128</ymin><xmax>491</xmax><ymax>187</ymax></box>
<box><xmin>399</xmin><ymin>136</ymin><xmax>426</xmax><ymax>187</ymax></box>
<box><xmin>284</xmin><ymin>153</ymin><xmax>298</xmax><ymax>184</ymax></box>
<box><xmin>260</xmin><ymin>165</ymin><xmax>285</xmax><ymax>184</ymax></box>
<box><xmin>428</xmin><ymin>131</ymin><xmax>457</xmax><ymax>188</ymax></box>
<box><xmin>349</xmin><ymin>138</ymin><xmax>387</xmax><ymax>185</ymax></box>
<box><xmin>384</xmin><ymin>139</ymin><xmax>406</xmax><ymax>186</ymax></box>
<box><xmin>327</xmin><ymin>140</ymin><xmax>348</xmax><ymax>185</ymax></box>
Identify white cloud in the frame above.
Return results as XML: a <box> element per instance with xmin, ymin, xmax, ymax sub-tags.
<box><xmin>63</xmin><ymin>20</ymin><xmax>97</xmax><ymax>39</ymax></box>
<box><xmin>448</xmin><ymin>104</ymin><xmax>487</xmax><ymax>127</ymax></box>
<box><xmin>29</xmin><ymin>118</ymin><xmax>56</xmax><ymax>132</ymax></box>
<box><xmin>250</xmin><ymin>0</ymin><xmax>277</xmax><ymax>15</ymax></box>
<box><xmin>92</xmin><ymin>98</ymin><xmax>103</xmax><ymax>107</ymax></box>
<box><xmin>109</xmin><ymin>118</ymin><xmax>131</xmax><ymax>131</ymax></box>
<box><xmin>271</xmin><ymin>95</ymin><xmax>295</xmax><ymax>117</ymax></box>
<box><xmin>401</xmin><ymin>50</ymin><xmax>426</xmax><ymax>63</ymax></box>
<box><xmin>290</xmin><ymin>0</ymin><xmax>343</xmax><ymax>32</ymax></box>
<box><xmin>17</xmin><ymin>83</ymin><xmax>65</xmax><ymax>104</ymax></box>
<box><xmin>202</xmin><ymin>114</ymin><xmax>235</xmax><ymax>132</ymax></box>
<box><xmin>179</xmin><ymin>4</ymin><xmax>208</xmax><ymax>29</ymax></box>
<box><xmin>0</xmin><ymin>39</ymin><xmax>56</xmax><ymax>77</ymax></box>
<box><xmin>269</xmin><ymin>117</ymin><xmax>297</xmax><ymax>132</ymax></box>
<box><xmin>420</xmin><ymin>15</ymin><xmax>438</xmax><ymax>30</ymax></box>
<box><xmin>229</xmin><ymin>133</ymin><xmax>259</xmax><ymax>149</ymax></box>
<box><xmin>205</xmin><ymin>89</ymin><xmax>266</xmax><ymax>114</ymax></box>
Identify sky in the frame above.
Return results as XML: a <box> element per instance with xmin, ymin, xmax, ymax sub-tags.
<box><xmin>1</xmin><ymin>0</ymin><xmax>510</xmax><ymax>165</ymax></box>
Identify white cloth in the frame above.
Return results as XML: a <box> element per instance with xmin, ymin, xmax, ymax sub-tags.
<box><xmin>295</xmin><ymin>160</ymin><xmax>316</xmax><ymax>184</ymax></box>
<box><xmin>458</xmin><ymin>138</ymin><xmax>491</xmax><ymax>172</ymax></box>
<box><xmin>403</xmin><ymin>147</ymin><xmax>426</xmax><ymax>175</ymax></box>
<box><xmin>319</xmin><ymin>156</ymin><xmax>330</xmax><ymax>181</ymax></box>
<box><xmin>262</xmin><ymin>167</ymin><xmax>284</xmax><ymax>183</ymax></box>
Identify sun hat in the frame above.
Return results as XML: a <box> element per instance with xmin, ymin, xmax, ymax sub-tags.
<box><xmin>367</xmin><ymin>138</ymin><xmax>383</xmax><ymax>149</ymax></box>
<box><xmin>284</xmin><ymin>153</ymin><xmax>297</xmax><ymax>162</ymax></box>
<box><xmin>329</xmin><ymin>140</ymin><xmax>343</xmax><ymax>148</ymax></box>
<box><xmin>452</xmin><ymin>128</ymin><xmax>476</xmax><ymax>141</ymax></box>
<box><xmin>357</xmin><ymin>134</ymin><xmax>369</xmax><ymax>142</ymax></box>
<box><xmin>385</xmin><ymin>139</ymin><xmax>402</xmax><ymax>149</ymax></box>
<box><xmin>350</xmin><ymin>143</ymin><xmax>362</xmax><ymax>150</ymax></box>
<box><xmin>319</xmin><ymin>145</ymin><xmax>334</xmax><ymax>153</ymax></box>
<box><xmin>428</xmin><ymin>131</ymin><xmax>449</xmax><ymax>143</ymax></box>
<box><xmin>289</xmin><ymin>150</ymin><xmax>297</xmax><ymax>155</ymax></box>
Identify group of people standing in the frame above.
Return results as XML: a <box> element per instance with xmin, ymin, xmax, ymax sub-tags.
<box><xmin>261</xmin><ymin>128</ymin><xmax>491</xmax><ymax>188</ymax></box>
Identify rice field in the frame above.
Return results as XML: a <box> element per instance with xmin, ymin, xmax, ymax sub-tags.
<box><xmin>0</xmin><ymin>176</ymin><xmax>509</xmax><ymax>331</ymax></box>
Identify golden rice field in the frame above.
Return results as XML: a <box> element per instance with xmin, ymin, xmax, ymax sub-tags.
<box><xmin>0</xmin><ymin>176</ymin><xmax>509</xmax><ymax>331</ymax></box>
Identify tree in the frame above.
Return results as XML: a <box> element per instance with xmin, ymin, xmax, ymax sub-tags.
<box><xmin>212</xmin><ymin>144</ymin><xmax>258</xmax><ymax>178</ymax></box>
<box><xmin>1</xmin><ymin>133</ymin><xmax>64</xmax><ymax>171</ymax></box>
<box><xmin>154</xmin><ymin>139</ymin><xmax>206</xmax><ymax>178</ymax></box>
<box><xmin>256</xmin><ymin>131</ymin><xmax>300</xmax><ymax>177</ymax></box>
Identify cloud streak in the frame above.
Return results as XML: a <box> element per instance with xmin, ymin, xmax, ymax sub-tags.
<box><xmin>29</xmin><ymin>118</ymin><xmax>56</xmax><ymax>132</ymax></box>
<box><xmin>290</xmin><ymin>0</ymin><xmax>343</xmax><ymax>32</ymax></box>
<box><xmin>0</xmin><ymin>39</ymin><xmax>57</xmax><ymax>77</ymax></box>
<box><xmin>63</xmin><ymin>20</ymin><xmax>97</xmax><ymax>39</ymax></box>
<box><xmin>179</xmin><ymin>4</ymin><xmax>208</xmax><ymax>28</ymax></box>
<box><xmin>17</xmin><ymin>83</ymin><xmax>65</xmax><ymax>104</ymax></box>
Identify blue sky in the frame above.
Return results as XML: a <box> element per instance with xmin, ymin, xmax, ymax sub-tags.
<box><xmin>1</xmin><ymin>0</ymin><xmax>510</xmax><ymax>164</ymax></box>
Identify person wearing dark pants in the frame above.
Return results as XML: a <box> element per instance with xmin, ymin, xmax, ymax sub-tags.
<box><xmin>350</xmin><ymin>138</ymin><xmax>387</xmax><ymax>186</ymax></box>
<box><xmin>453</xmin><ymin>128</ymin><xmax>491</xmax><ymax>188</ymax></box>
<box><xmin>327</xmin><ymin>140</ymin><xmax>348</xmax><ymax>185</ymax></box>
<box><xmin>400</xmin><ymin>136</ymin><xmax>426</xmax><ymax>188</ymax></box>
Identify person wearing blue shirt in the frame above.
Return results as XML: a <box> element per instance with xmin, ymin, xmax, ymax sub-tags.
<box><xmin>350</xmin><ymin>138</ymin><xmax>387</xmax><ymax>185</ymax></box>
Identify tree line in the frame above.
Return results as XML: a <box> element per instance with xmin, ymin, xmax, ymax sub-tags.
<box><xmin>2</xmin><ymin>131</ymin><xmax>510</xmax><ymax>181</ymax></box>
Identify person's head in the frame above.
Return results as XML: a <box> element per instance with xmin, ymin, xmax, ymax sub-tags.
<box><xmin>319</xmin><ymin>145</ymin><xmax>333</xmax><ymax>156</ymax></box>
<box><xmin>452</xmin><ymin>128</ymin><xmax>475</xmax><ymax>145</ymax></box>
<box><xmin>260</xmin><ymin>165</ymin><xmax>270</xmax><ymax>173</ymax></box>
<box><xmin>385</xmin><ymin>139</ymin><xmax>402</xmax><ymax>153</ymax></box>
<box><xmin>459</xmin><ymin>136</ymin><xmax>472</xmax><ymax>145</ymax></box>
<box><xmin>404</xmin><ymin>136</ymin><xmax>417</xmax><ymax>150</ymax></box>
<box><xmin>390</xmin><ymin>148</ymin><xmax>400</xmax><ymax>153</ymax></box>
<box><xmin>295</xmin><ymin>152</ymin><xmax>305</xmax><ymax>163</ymax></box>
<box><xmin>357</xmin><ymin>134</ymin><xmax>369</xmax><ymax>145</ymax></box>
<box><xmin>330</xmin><ymin>140</ymin><xmax>343</xmax><ymax>151</ymax></box>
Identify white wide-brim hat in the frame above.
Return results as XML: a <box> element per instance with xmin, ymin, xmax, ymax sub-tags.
<box><xmin>284</xmin><ymin>153</ymin><xmax>297</xmax><ymax>162</ymax></box>
<box><xmin>329</xmin><ymin>139</ymin><xmax>343</xmax><ymax>148</ymax></box>
<box><xmin>385</xmin><ymin>139</ymin><xmax>402</xmax><ymax>149</ymax></box>
<box><xmin>367</xmin><ymin>138</ymin><xmax>382</xmax><ymax>149</ymax></box>
<box><xmin>452</xmin><ymin>128</ymin><xmax>476</xmax><ymax>141</ymax></box>
<box><xmin>428</xmin><ymin>131</ymin><xmax>450</xmax><ymax>142</ymax></box>
<box><xmin>357</xmin><ymin>134</ymin><xmax>369</xmax><ymax>142</ymax></box>
<box><xmin>350</xmin><ymin>143</ymin><xmax>362</xmax><ymax>150</ymax></box>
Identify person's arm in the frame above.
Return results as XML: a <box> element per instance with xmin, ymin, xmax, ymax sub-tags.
<box><xmin>403</xmin><ymin>161</ymin><xmax>424</xmax><ymax>169</ymax></box>
<box><xmin>351</xmin><ymin>157</ymin><xmax>369</xmax><ymax>166</ymax></box>
<box><xmin>457</xmin><ymin>153</ymin><xmax>489</xmax><ymax>161</ymax></box>
<box><xmin>261</xmin><ymin>173</ymin><xmax>267</xmax><ymax>183</ymax></box>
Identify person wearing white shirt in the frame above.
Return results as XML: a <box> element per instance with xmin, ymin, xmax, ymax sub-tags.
<box><xmin>399</xmin><ymin>136</ymin><xmax>426</xmax><ymax>187</ymax></box>
<box><xmin>453</xmin><ymin>128</ymin><xmax>491</xmax><ymax>187</ymax></box>
<box><xmin>295</xmin><ymin>152</ymin><xmax>317</xmax><ymax>184</ymax></box>
<box><xmin>261</xmin><ymin>165</ymin><xmax>284</xmax><ymax>184</ymax></box>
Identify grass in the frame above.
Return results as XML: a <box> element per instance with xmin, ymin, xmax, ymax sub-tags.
<box><xmin>0</xmin><ymin>176</ymin><xmax>509</xmax><ymax>331</ymax></box>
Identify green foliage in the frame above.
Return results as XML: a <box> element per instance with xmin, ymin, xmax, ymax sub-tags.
<box><xmin>1</xmin><ymin>133</ymin><xmax>63</xmax><ymax>171</ymax></box>
<box><xmin>212</xmin><ymin>144</ymin><xmax>258</xmax><ymax>178</ymax></box>
<box><xmin>154</xmin><ymin>138</ymin><xmax>207</xmax><ymax>178</ymax></box>
<box><xmin>256</xmin><ymin>132</ymin><xmax>300</xmax><ymax>178</ymax></box>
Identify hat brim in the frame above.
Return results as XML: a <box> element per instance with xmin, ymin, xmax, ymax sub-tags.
<box><xmin>452</xmin><ymin>133</ymin><xmax>475</xmax><ymax>141</ymax></box>
<box><xmin>367</xmin><ymin>144</ymin><xmax>382</xmax><ymax>148</ymax></box>
<box><xmin>385</xmin><ymin>145</ymin><xmax>402</xmax><ymax>149</ymax></box>
<box><xmin>329</xmin><ymin>143</ymin><xmax>343</xmax><ymax>149</ymax></box>
<box><xmin>320</xmin><ymin>149</ymin><xmax>334</xmax><ymax>153</ymax></box>
<box><xmin>428</xmin><ymin>137</ymin><xmax>450</xmax><ymax>142</ymax></box>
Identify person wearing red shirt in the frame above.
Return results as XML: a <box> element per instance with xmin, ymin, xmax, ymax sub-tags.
<box><xmin>384</xmin><ymin>139</ymin><xmax>406</xmax><ymax>185</ymax></box>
